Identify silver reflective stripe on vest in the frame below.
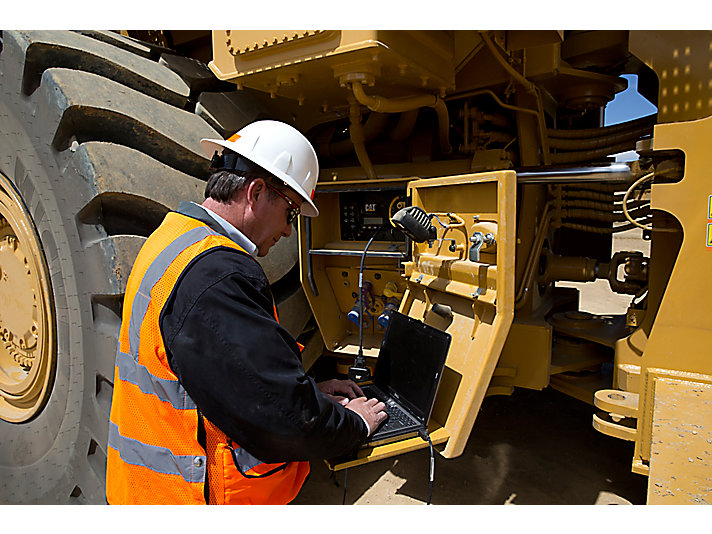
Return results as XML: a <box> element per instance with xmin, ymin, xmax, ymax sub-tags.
<box><xmin>128</xmin><ymin>225</ymin><xmax>220</xmax><ymax>360</ymax></box>
<box><xmin>108</xmin><ymin>422</ymin><xmax>205</xmax><ymax>484</ymax></box>
<box><xmin>116</xmin><ymin>347</ymin><xmax>195</xmax><ymax>410</ymax></box>
<box><xmin>233</xmin><ymin>446</ymin><xmax>264</xmax><ymax>473</ymax></box>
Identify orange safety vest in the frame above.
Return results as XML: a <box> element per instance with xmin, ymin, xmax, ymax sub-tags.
<box><xmin>106</xmin><ymin>211</ymin><xmax>310</xmax><ymax>504</ymax></box>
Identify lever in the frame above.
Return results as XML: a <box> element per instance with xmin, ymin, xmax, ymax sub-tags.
<box><xmin>469</xmin><ymin>232</ymin><xmax>495</xmax><ymax>262</ymax></box>
<box><xmin>469</xmin><ymin>233</ymin><xmax>484</xmax><ymax>262</ymax></box>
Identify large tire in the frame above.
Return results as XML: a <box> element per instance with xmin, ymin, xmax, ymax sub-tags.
<box><xmin>0</xmin><ymin>30</ymin><xmax>315</xmax><ymax>504</ymax></box>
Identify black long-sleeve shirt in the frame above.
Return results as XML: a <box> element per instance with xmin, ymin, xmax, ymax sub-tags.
<box><xmin>159</xmin><ymin>205</ymin><xmax>366</xmax><ymax>464</ymax></box>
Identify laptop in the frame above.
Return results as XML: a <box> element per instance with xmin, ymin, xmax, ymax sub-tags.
<box><xmin>360</xmin><ymin>311</ymin><xmax>451</xmax><ymax>447</ymax></box>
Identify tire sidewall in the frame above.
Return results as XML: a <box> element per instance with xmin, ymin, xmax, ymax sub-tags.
<box><xmin>0</xmin><ymin>96</ymin><xmax>92</xmax><ymax>504</ymax></box>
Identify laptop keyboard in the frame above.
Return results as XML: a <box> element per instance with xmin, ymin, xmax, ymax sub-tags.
<box><xmin>379</xmin><ymin>400</ymin><xmax>413</xmax><ymax>432</ymax></box>
<box><xmin>362</xmin><ymin>385</ymin><xmax>415</xmax><ymax>433</ymax></box>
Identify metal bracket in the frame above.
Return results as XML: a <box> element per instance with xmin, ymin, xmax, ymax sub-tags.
<box><xmin>469</xmin><ymin>231</ymin><xmax>495</xmax><ymax>262</ymax></box>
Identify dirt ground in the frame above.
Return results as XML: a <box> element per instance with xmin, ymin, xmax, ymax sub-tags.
<box><xmin>292</xmin><ymin>387</ymin><xmax>648</xmax><ymax>505</ymax></box>
<box><xmin>292</xmin><ymin>230</ymin><xmax>651</xmax><ymax>506</ymax></box>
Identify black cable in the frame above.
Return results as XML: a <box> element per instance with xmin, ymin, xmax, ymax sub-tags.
<box><xmin>342</xmin><ymin>468</ymin><xmax>348</xmax><ymax>505</ymax></box>
<box><xmin>351</xmin><ymin>224</ymin><xmax>389</xmax><ymax>382</ymax></box>
<box><xmin>427</xmin><ymin>436</ymin><xmax>434</xmax><ymax>505</ymax></box>
<box><xmin>357</xmin><ymin>232</ymin><xmax>377</xmax><ymax>363</ymax></box>
<box><xmin>419</xmin><ymin>429</ymin><xmax>435</xmax><ymax>505</ymax></box>
<box><xmin>358</xmin><ymin>225</ymin><xmax>390</xmax><ymax>360</ymax></box>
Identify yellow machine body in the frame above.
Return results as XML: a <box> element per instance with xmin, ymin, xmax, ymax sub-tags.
<box><xmin>204</xmin><ymin>30</ymin><xmax>712</xmax><ymax>501</ymax></box>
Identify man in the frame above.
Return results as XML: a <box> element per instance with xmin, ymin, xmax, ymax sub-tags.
<box><xmin>106</xmin><ymin>120</ymin><xmax>387</xmax><ymax>505</ymax></box>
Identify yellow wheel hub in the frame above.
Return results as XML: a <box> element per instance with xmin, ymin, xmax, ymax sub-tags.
<box><xmin>0</xmin><ymin>173</ymin><xmax>55</xmax><ymax>423</ymax></box>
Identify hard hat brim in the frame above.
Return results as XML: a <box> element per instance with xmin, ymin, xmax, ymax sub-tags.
<box><xmin>201</xmin><ymin>138</ymin><xmax>319</xmax><ymax>217</ymax></box>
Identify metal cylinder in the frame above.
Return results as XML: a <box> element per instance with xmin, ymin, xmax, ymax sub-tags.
<box><xmin>517</xmin><ymin>163</ymin><xmax>632</xmax><ymax>184</ymax></box>
<box><xmin>539</xmin><ymin>252</ymin><xmax>599</xmax><ymax>285</ymax></box>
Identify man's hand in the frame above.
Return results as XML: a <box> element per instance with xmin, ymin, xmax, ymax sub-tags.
<box><xmin>317</xmin><ymin>379</ymin><xmax>364</xmax><ymax>406</ymax></box>
<box><xmin>344</xmin><ymin>397</ymin><xmax>388</xmax><ymax>436</ymax></box>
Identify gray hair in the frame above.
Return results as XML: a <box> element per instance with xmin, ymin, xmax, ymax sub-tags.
<box><xmin>204</xmin><ymin>170</ymin><xmax>290</xmax><ymax>204</ymax></box>
<box><xmin>204</xmin><ymin>170</ymin><xmax>253</xmax><ymax>202</ymax></box>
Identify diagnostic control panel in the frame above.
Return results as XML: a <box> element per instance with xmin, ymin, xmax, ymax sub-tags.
<box><xmin>339</xmin><ymin>189</ymin><xmax>408</xmax><ymax>241</ymax></box>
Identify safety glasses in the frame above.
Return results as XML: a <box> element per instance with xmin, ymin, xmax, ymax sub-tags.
<box><xmin>264</xmin><ymin>182</ymin><xmax>300</xmax><ymax>224</ymax></box>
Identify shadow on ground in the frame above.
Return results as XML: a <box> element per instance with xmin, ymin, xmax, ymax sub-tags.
<box><xmin>292</xmin><ymin>387</ymin><xmax>648</xmax><ymax>505</ymax></box>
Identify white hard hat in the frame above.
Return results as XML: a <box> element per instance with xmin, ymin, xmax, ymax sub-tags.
<box><xmin>201</xmin><ymin>120</ymin><xmax>319</xmax><ymax>217</ymax></box>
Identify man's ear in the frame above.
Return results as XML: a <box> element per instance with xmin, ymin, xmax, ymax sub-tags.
<box><xmin>245</xmin><ymin>178</ymin><xmax>266</xmax><ymax>208</ymax></box>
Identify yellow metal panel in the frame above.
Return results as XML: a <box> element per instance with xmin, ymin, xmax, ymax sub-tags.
<box><xmin>639</xmin><ymin>368</ymin><xmax>712</xmax><ymax>467</ymax></box>
<box><xmin>328</xmin><ymin>424</ymin><xmax>449</xmax><ymax>471</ymax></box>
<box><xmin>494</xmin><ymin>320</ymin><xmax>551</xmax><ymax>391</ymax></box>
<box><xmin>632</xmin><ymin>116</ymin><xmax>712</xmax><ymax>468</ymax></box>
<box><xmin>402</xmin><ymin>170</ymin><xmax>516</xmax><ymax>458</ymax></box>
<box><xmin>316</xmin><ymin>170</ymin><xmax>516</xmax><ymax>466</ymax></box>
<box><xmin>647</xmin><ymin>377</ymin><xmax>712</xmax><ymax>504</ymax></box>
<box><xmin>629</xmin><ymin>30</ymin><xmax>712</xmax><ymax>123</ymax></box>
<box><xmin>209</xmin><ymin>30</ymin><xmax>456</xmax><ymax>108</ymax></box>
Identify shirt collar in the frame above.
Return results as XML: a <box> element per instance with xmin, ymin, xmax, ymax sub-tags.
<box><xmin>190</xmin><ymin>202</ymin><xmax>258</xmax><ymax>257</ymax></box>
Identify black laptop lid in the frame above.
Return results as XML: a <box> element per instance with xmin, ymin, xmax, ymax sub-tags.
<box><xmin>373</xmin><ymin>311</ymin><xmax>451</xmax><ymax>423</ymax></box>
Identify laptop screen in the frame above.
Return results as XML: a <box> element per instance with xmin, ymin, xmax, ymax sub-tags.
<box><xmin>373</xmin><ymin>312</ymin><xmax>451</xmax><ymax>422</ymax></box>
